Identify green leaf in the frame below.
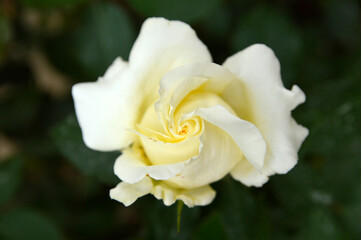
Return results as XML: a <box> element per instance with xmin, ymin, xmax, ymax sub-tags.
<box><xmin>47</xmin><ymin>1</ymin><xmax>135</xmax><ymax>79</ymax></box>
<box><xmin>201</xmin><ymin>4</ymin><xmax>232</xmax><ymax>61</ymax></box>
<box><xmin>193</xmin><ymin>212</ymin><xmax>229</xmax><ymax>240</ymax></box>
<box><xmin>217</xmin><ymin>178</ymin><xmax>255</xmax><ymax>240</ymax></box>
<box><xmin>216</xmin><ymin>179</ymin><xmax>273</xmax><ymax>239</ymax></box>
<box><xmin>0</xmin><ymin>209</ymin><xmax>63</xmax><ymax>240</ymax></box>
<box><xmin>0</xmin><ymin>12</ymin><xmax>11</xmax><ymax>59</ymax></box>
<box><xmin>51</xmin><ymin>114</ymin><xmax>119</xmax><ymax>185</ymax></box>
<box><xmin>0</xmin><ymin>89</ymin><xmax>41</xmax><ymax>133</ymax></box>
<box><xmin>301</xmin><ymin>77</ymin><xmax>361</xmax><ymax>201</ymax></box>
<box><xmin>343</xmin><ymin>187</ymin><xmax>361</xmax><ymax>238</ymax></box>
<box><xmin>20</xmin><ymin>0</ymin><xmax>85</xmax><ymax>8</ymax></box>
<box><xmin>296</xmin><ymin>208</ymin><xmax>344</xmax><ymax>240</ymax></box>
<box><xmin>128</xmin><ymin>0</ymin><xmax>221</xmax><ymax>23</ymax></box>
<box><xmin>0</xmin><ymin>157</ymin><xmax>22</xmax><ymax>206</ymax></box>
<box><xmin>231</xmin><ymin>5</ymin><xmax>302</xmax><ymax>87</ymax></box>
<box><xmin>324</xmin><ymin>0</ymin><xmax>361</xmax><ymax>47</ymax></box>
<box><xmin>283</xmin><ymin>72</ymin><xmax>361</xmax><ymax>236</ymax></box>
<box><xmin>271</xmin><ymin>77</ymin><xmax>361</xmax><ymax>228</ymax></box>
<box><xmin>270</xmin><ymin>164</ymin><xmax>321</xmax><ymax>228</ymax></box>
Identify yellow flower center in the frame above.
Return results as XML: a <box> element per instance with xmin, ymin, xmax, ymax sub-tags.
<box><xmin>179</xmin><ymin>125</ymin><xmax>189</xmax><ymax>135</ymax></box>
<box><xmin>136</xmin><ymin>91</ymin><xmax>236</xmax><ymax>166</ymax></box>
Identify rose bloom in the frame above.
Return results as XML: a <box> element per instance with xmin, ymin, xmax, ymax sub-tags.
<box><xmin>72</xmin><ymin>18</ymin><xmax>308</xmax><ymax>207</ymax></box>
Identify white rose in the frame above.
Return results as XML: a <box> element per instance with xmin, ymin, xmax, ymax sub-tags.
<box><xmin>72</xmin><ymin>18</ymin><xmax>308</xmax><ymax>207</ymax></box>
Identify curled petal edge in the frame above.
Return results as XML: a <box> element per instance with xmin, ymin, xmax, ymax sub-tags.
<box><xmin>110</xmin><ymin>177</ymin><xmax>216</xmax><ymax>207</ymax></box>
<box><xmin>231</xmin><ymin>159</ymin><xmax>269</xmax><ymax>187</ymax></box>
<box><xmin>113</xmin><ymin>134</ymin><xmax>204</xmax><ymax>184</ymax></box>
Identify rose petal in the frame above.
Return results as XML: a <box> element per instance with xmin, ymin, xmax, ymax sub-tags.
<box><xmin>129</xmin><ymin>17</ymin><xmax>212</xmax><ymax>106</ymax></box>
<box><xmin>113</xmin><ymin>145</ymin><xmax>191</xmax><ymax>184</ymax></box>
<box><xmin>152</xmin><ymin>182</ymin><xmax>216</xmax><ymax>207</ymax></box>
<box><xmin>231</xmin><ymin>159</ymin><xmax>269</xmax><ymax>187</ymax></box>
<box><xmin>165</xmin><ymin>120</ymin><xmax>242</xmax><ymax>189</ymax></box>
<box><xmin>102</xmin><ymin>57</ymin><xmax>127</xmax><ymax>81</ymax></box>
<box><xmin>195</xmin><ymin>105</ymin><xmax>267</xmax><ymax>171</ymax></box>
<box><xmin>110</xmin><ymin>177</ymin><xmax>216</xmax><ymax>207</ymax></box>
<box><xmin>138</xmin><ymin>132</ymin><xmax>201</xmax><ymax>165</ymax></box>
<box><xmin>110</xmin><ymin>177</ymin><xmax>153</xmax><ymax>207</ymax></box>
<box><xmin>223</xmin><ymin>44</ymin><xmax>309</xmax><ymax>175</ymax></box>
<box><xmin>155</xmin><ymin>62</ymin><xmax>236</xmax><ymax>125</ymax></box>
<box><xmin>72</xmin><ymin>58</ymin><xmax>140</xmax><ymax>151</ymax></box>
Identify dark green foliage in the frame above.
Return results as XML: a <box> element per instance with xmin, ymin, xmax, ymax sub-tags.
<box><xmin>0</xmin><ymin>12</ymin><xmax>11</xmax><ymax>58</ymax></box>
<box><xmin>20</xmin><ymin>0</ymin><xmax>86</xmax><ymax>8</ymax></box>
<box><xmin>0</xmin><ymin>158</ymin><xmax>22</xmax><ymax>206</ymax></box>
<box><xmin>231</xmin><ymin>5</ymin><xmax>303</xmax><ymax>87</ymax></box>
<box><xmin>51</xmin><ymin>114</ymin><xmax>119</xmax><ymax>185</ymax></box>
<box><xmin>47</xmin><ymin>1</ymin><xmax>135</xmax><ymax>79</ymax></box>
<box><xmin>0</xmin><ymin>209</ymin><xmax>63</xmax><ymax>240</ymax></box>
<box><xmin>193</xmin><ymin>212</ymin><xmax>229</xmax><ymax>240</ymax></box>
<box><xmin>128</xmin><ymin>0</ymin><xmax>221</xmax><ymax>23</ymax></box>
<box><xmin>0</xmin><ymin>89</ymin><xmax>41</xmax><ymax>132</ymax></box>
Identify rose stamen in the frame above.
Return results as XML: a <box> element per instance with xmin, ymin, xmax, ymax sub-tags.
<box><xmin>179</xmin><ymin>125</ymin><xmax>189</xmax><ymax>135</ymax></box>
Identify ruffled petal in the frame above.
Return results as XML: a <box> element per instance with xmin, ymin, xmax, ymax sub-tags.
<box><xmin>129</xmin><ymin>18</ymin><xmax>212</xmax><ymax>106</ymax></box>
<box><xmin>231</xmin><ymin>159</ymin><xmax>269</xmax><ymax>187</ymax></box>
<box><xmin>284</xmin><ymin>85</ymin><xmax>306</xmax><ymax>111</ymax></box>
<box><xmin>113</xmin><ymin>145</ymin><xmax>191</xmax><ymax>184</ymax></box>
<box><xmin>110</xmin><ymin>177</ymin><xmax>153</xmax><ymax>207</ymax></box>
<box><xmin>165</xmin><ymin>120</ymin><xmax>242</xmax><ymax>189</ymax></box>
<box><xmin>195</xmin><ymin>105</ymin><xmax>266</xmax><ymax>171</ymax></box>
<box><xmin>102</xmin><ymin>57</ymin><xmax>127</xmax><ymax>81</ymax></box>
<box><xmin>223</xmin><ymin>44</ymin><xmax>309</xmax><ymax>175</ymax></box>
<box><xmin>110</xmin><ymin>177</ymin><xmax>216</xmax><ymax>207</ymax></box>
<box><xmin>72</xmin><ymin>57</ymin><xmax>140</xmax><ymax>151</ymax></box>
<box><xmin>155</xmin><ymin>62</ymin><xmax>236</xmax><ymax>125</ymax></box>
<box><xmin>151</xmin><ymin>182</ymin><xmax>216</xmax><ymax>207</ymax></box>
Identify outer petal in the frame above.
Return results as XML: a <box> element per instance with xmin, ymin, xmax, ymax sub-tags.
<box><xmin>129</xmin><ymin>18</ymin><xmax>212</xmax><ymax>106</ymax></box>
<box><xmin>114</xmin><ymin>145</ymin><xmax>191</xmax><ymax>184</ymax></box>
<box><xmin>195</xmin><ymin>105</ymin><xmax>266</xmax><ymax>171</ymax></box>
<box><xmin>165</xmin><ymin>120</ymin><xmax>242</xmax><ymax>189</ymax></box>
<box><xmin>102</xmin><ymin>57</ymin><xmax>127</xmax><ymax>81</ymax></box>
<box><xmin>110</xmin><ymin>177</ymin><xmax>216</xmax><ymax>207</ymax></box>
<box><xmin>223</xmin><ymin>44</ymin><xmax>309</xmax><ymax>175</ymax></box>
<box><xmin>152</xmin><ymin>182</ymin><xmax>216</xmax><ymax>207</ymax></box>
<box><xmin>231</xmin><ymin>160</ymin><xmax>269</xmax><ymax>187</ymax></box>
<box><xmin>110</xmin><ymin>177</ymin><xmax>153</xmax><ymax>207</ymax></box>
<box><xmin>72</xmin><ymin>58</ymin><xmax>140</xmax><ymax>151</ymax></box>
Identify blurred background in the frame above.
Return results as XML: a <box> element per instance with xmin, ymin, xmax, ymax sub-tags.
<box><xmin>0</xmin><ymin>0</ymin><xmax>361</xmax><ymax>239</ymax></box>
